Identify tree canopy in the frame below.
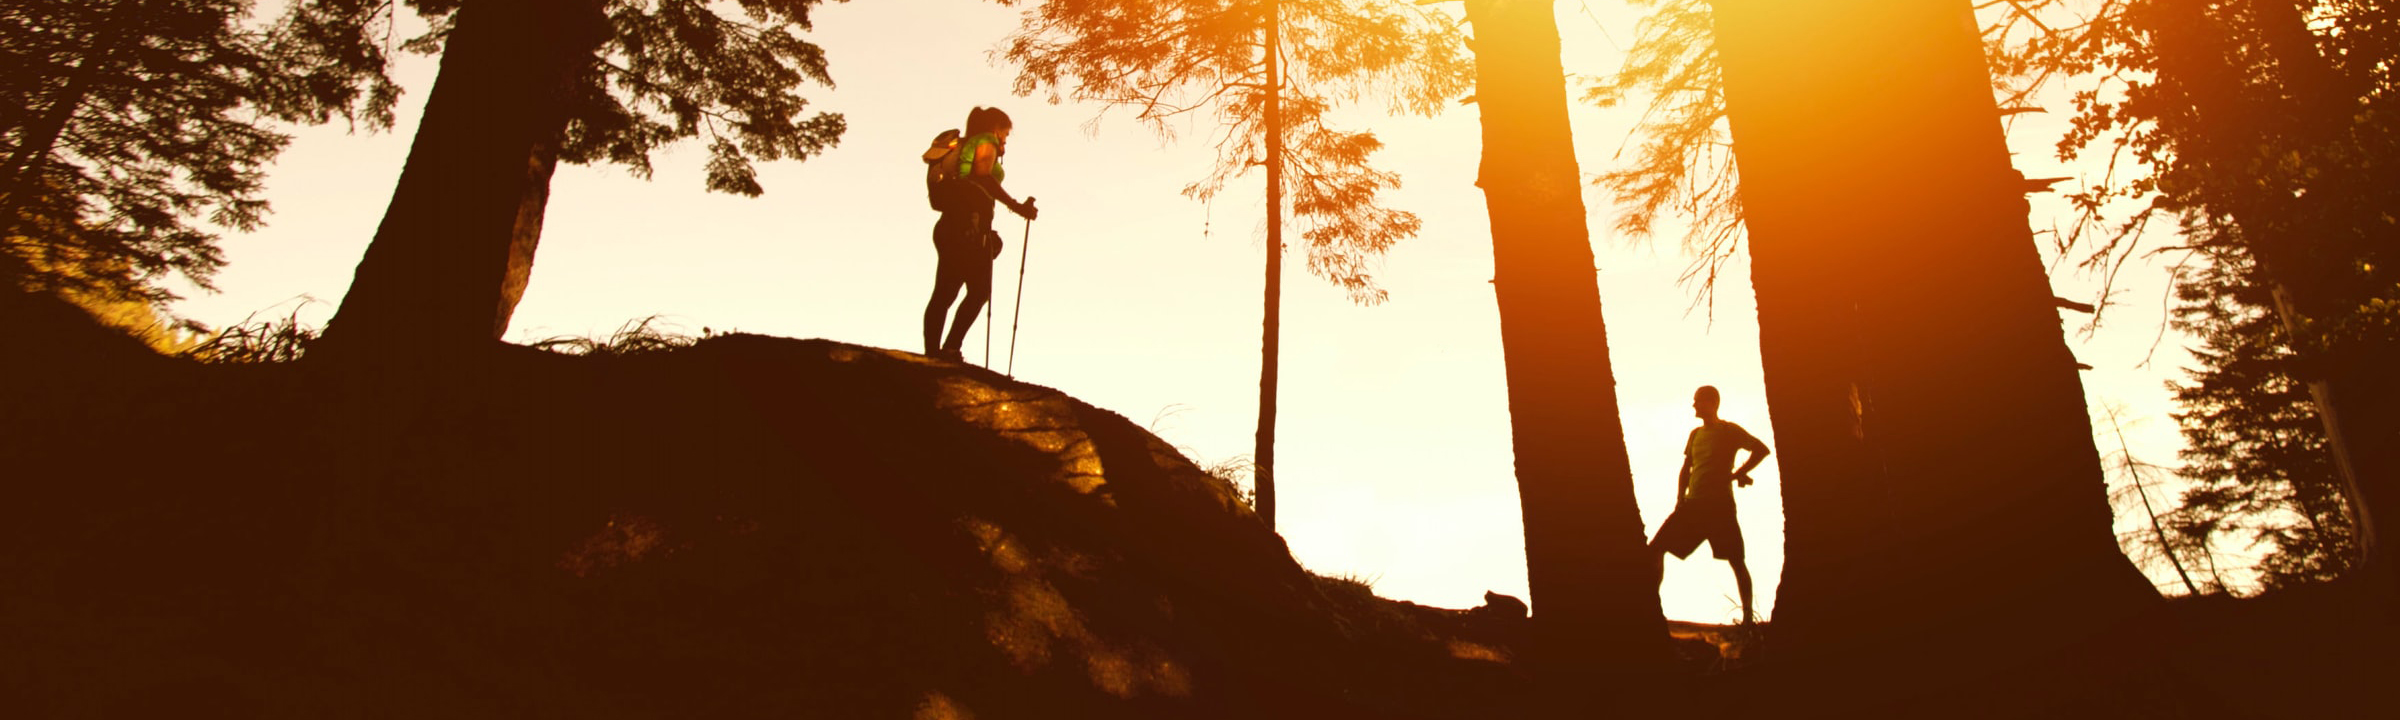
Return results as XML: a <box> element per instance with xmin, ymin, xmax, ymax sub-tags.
<box><xmin>1995</xmin><ymin>0</ymin><xmax>2400</xmax><ymax>580</ymax></box>
<box><xmin>0</xmin><ymin>0</ymin><xmax>366</xmax><ymax>312</ymax></box>
<box><xmin>282</xmin><ymin>0</ymin><xmax>846</xmax><ymax>198</ymax></box>
<box><xmin>282</xmin><ymin>0</ymin><xmax>849</xmax><ymax>346</ymax></box>
<box><xmin>2167</xmin><ymin>242</ymin><xmax>2359</xmax><ymax>590</ymax></box>
<box><xmin>1003</xmin><ymin>0</ymin><xmax>1469</xmax><ymax>303</ymax></box>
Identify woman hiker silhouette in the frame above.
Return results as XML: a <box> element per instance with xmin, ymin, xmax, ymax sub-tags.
<box><xmin>922</xmin><ymin>106</ymin><xmax>1038</xmax><ymax>362</ymax></box>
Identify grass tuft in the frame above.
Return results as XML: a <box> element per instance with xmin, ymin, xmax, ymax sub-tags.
<box><xmin>179</xmin><ymin>304</ymin><xmax>320</xmax><ymax>364</ymax></box>
<box><xmin>528</xmin><ymin>317</ymin><xmax>715</xmax><ymax>358</ymax></box>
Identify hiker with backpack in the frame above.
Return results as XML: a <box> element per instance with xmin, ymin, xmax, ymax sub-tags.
<box><xmin>921</xmin><ymin>106</ymin><xmax>1038</xmax><ymax>362</ymax></box>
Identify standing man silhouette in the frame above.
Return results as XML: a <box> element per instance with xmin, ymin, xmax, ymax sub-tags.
<box><xmin>1651</xmin><ymin>385</ymin><xmax>1772</xmax><ymax>624</ymax></box>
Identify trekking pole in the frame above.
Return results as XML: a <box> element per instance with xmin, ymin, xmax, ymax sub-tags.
<box><xmin>983</xmin><ymin>224</ymin><xmax>999</xmax><ymax>367</ymax></box>
<box><xmin>1007</xmin><ymin>198</ymin><xmax>1036</xmax><ymax>377</ymax></box>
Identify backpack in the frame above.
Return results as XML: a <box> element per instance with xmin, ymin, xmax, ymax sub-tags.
<box><xmin>922</xmin><ymin>129</ymin><xmax>963</xmax><ymax>211</ymax></box>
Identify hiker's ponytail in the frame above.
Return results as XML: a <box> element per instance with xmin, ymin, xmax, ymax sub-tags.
<box><xmin>964</xmin><ymin>106</ymin><xmax>1013</xmax><ymax>137</ymax></box>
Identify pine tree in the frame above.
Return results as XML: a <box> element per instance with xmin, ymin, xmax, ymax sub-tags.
<box><xmin>2169</xmin><ymin>244</ymin><xmax>2358</xmax><ymax>589</ymax></box>
<box><xmin>1002</xmin><ymin>0</ymin><xmax>1469</xmax><ymax>527</ymax></box>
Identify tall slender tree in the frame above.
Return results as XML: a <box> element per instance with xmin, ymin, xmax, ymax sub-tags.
<box><xmin>1260</xmin><ymin>0</ymin><xmax>1286</xmax><ymax>527</ymax></box>
<box><xmin>1708</xmin><ymin>0</ymin><xmax>2155</xmax><ymax>689</ymax></box>
<box><xmin>1453</xmin><ymin>0</ymin><xmax>1668</xmax><ymax>681</ymax></box>
<box><xmin>291</xmin><ymin>0</ymin><xmax>846</xmax><ymax>350</ymax></box>
<box><xmin>1003</xmin><ymin>0</ymin><xmax>1469</xmax><ymax>528</ymax></box>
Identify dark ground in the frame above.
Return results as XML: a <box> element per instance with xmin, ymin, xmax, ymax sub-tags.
<box><xmin>3</xmin><ymin>291</ymin><xmax>2392</xmax><ymax>718</ymax></box>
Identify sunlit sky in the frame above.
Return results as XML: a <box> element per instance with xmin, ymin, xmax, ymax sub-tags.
<box><xmin>178</xmin><ymin>1</ymin><xmax>2196</xmax><ymax>622</ymax></box>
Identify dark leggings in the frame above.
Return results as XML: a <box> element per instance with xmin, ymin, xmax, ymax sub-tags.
<box><xmin>922</xmin><ymin>211</ymin><xmax>994</xmax><ymax>355</ymax></box>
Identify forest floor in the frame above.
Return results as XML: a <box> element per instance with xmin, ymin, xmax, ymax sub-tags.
<box><xmin>3</xmin><ymin>291</ymin><xmax>2392</xmax><ymax>719</ymax></box>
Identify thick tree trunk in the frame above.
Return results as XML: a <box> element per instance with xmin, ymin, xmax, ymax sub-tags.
<box><xmin>1711</xmin><ymin>0</ymin><xmax>2154</xmax><ymax>682</ymax></box>
<box><xmin>319</xmin><ymin>0</ymin><xmax>609</xmax><ymax>349</ymax></box>
<box><xmin>1255</xmin><ymin>2</ymin><xmax>1284</xmax><ymax>530</ymax></box>
<box><xmin>1703</xmin><ymin>0</ymin><xmax>1893</xmax><ymax>658</ymax></box>
<box><xmin>1461</xmin><ymin>0</ymin><xmax>1667</xmax><ymax>681</ymax></box>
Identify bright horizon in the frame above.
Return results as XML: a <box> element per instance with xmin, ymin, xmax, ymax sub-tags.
<box><xmin>175</xmin><ymin>1</ymin><xmax>2201</xmax><ymax>623</ymax></box>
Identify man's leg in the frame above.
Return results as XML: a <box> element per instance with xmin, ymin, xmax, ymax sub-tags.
<box><xmin>1730</xmin><ymin>558</ymin><xmax>1755</xmax><ymax>624</ymax></box>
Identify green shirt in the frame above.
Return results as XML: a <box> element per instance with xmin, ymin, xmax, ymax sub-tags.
<box><xmin>958</xmin><ymin>133</ymin><xmax>1005</xmax><ymax>183</ymax></box>
<box><xmin>1683</xmin><ymin>419</ymin><xmax>1764</xmax><ymax>501</ymax></box>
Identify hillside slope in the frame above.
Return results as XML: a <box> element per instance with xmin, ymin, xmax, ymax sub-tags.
<box><xmin>0</xmin><ymin>301</ymin><xmax>1522</xmax><ymax>718</ymax></box>
<box><xmin>13</xmin><ymin>293</ymin><xmax>2392</xmax><ymax>719</ymax></box>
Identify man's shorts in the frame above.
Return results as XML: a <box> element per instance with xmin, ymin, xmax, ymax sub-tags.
<box><xmin>1651</xmin><ymin>493</ymin><xmax>1744</xmax><ymax>561</ymax></box>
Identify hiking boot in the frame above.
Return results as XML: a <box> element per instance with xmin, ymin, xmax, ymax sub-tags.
<box><xmin>931</xmin><ymin>348</ymin><xmax>964</xmax><ymax>362</ymax></box>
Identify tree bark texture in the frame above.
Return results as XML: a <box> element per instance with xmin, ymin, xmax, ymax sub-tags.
<box><xmin>320</xmin><ymin>0</ymin><xmax>610</xmax><ymax>349</ymax></box>
<box><xmin>1462</xmin><ymin>0</ymin><xmax>1667</xmax><ymax>680</ymax></box>
<box><xmin>1255</xmin><ymin>2</ymin><xmax>1284</xmax><ymax>531</ymax></box>
<box><xmin>1710</xmin><ymin>0</ymin><xmax>2155</xmax><ymax>668</ymax></box>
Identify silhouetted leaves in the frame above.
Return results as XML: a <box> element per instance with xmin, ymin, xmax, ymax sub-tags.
<box><xmin>1583</xmin><ymin>0</ymin><xmax>1743</xmax><ymax>313</ymax></box>
<box><xmin>1993</xmin><ymin>0</ymin><xmax>2399</xmax><ymax>330</ymax></box>
<box><xmin>1003</xmin><ymin>0</ymin><xmax>1469</xmax><ymax>303</ymax></box>
<box><xmin>281</xmin><ymin>0</ymin><xmax>846</xmax><ymax>197</ymax></box>
<box><xmin>0</xmin><ymin>0</ymin><xmax>355</xmax><ymax>312</ymax></box>
<box><xmin>2167</xmin><ymin>248</ymin><xmax>2358</xmax><ymax>589</ymax></box>
<box><xmin>1997</xmin><ymin>1</ymin><xmax>2398</xmax><ymax>578</ymax></box>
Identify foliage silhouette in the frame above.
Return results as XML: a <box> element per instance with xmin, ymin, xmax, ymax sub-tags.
<box><xmin>0</xmin><ymin>0</ymin><xmax>381</xmax><ymax>315</ymax></box>
<box><xmin>1583</xmin><ymin>0</ymin><xmax>1743</xmax><ymax>314</ymax></box>
<box><xmin>1993</xmin><ymin>0</ymin><xmax>2400</xmax><ymax>591</ymax></box>
<box><xmin>284</xmin><ymin>0</ymin><xmax>846</xmax><ymax>347</ymax></box>
<box><xmin>2167</xmin><ymin>250</ymin><xmax>2358</xmax><ymax>589</ymax></box>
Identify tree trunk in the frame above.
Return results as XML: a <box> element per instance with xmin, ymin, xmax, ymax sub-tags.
<box><xmin>319</xmin><ymin>0</ymin><xmax>609</xmax><ymax>349</ymax></box>
<box><xmin>1255</xmin><ymin>1</ymin><xmax>1284</xmax><ymax>530</ymax></box>
<box><xmin>1460</xmin><ymin>0</ymin><xmax>1667</xmax><ymax>681</ymax></box>
<box><xmin>1710</xmin><ymin>0</ymin><xmax>2154</xmax><ymax>688</ymax></box>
